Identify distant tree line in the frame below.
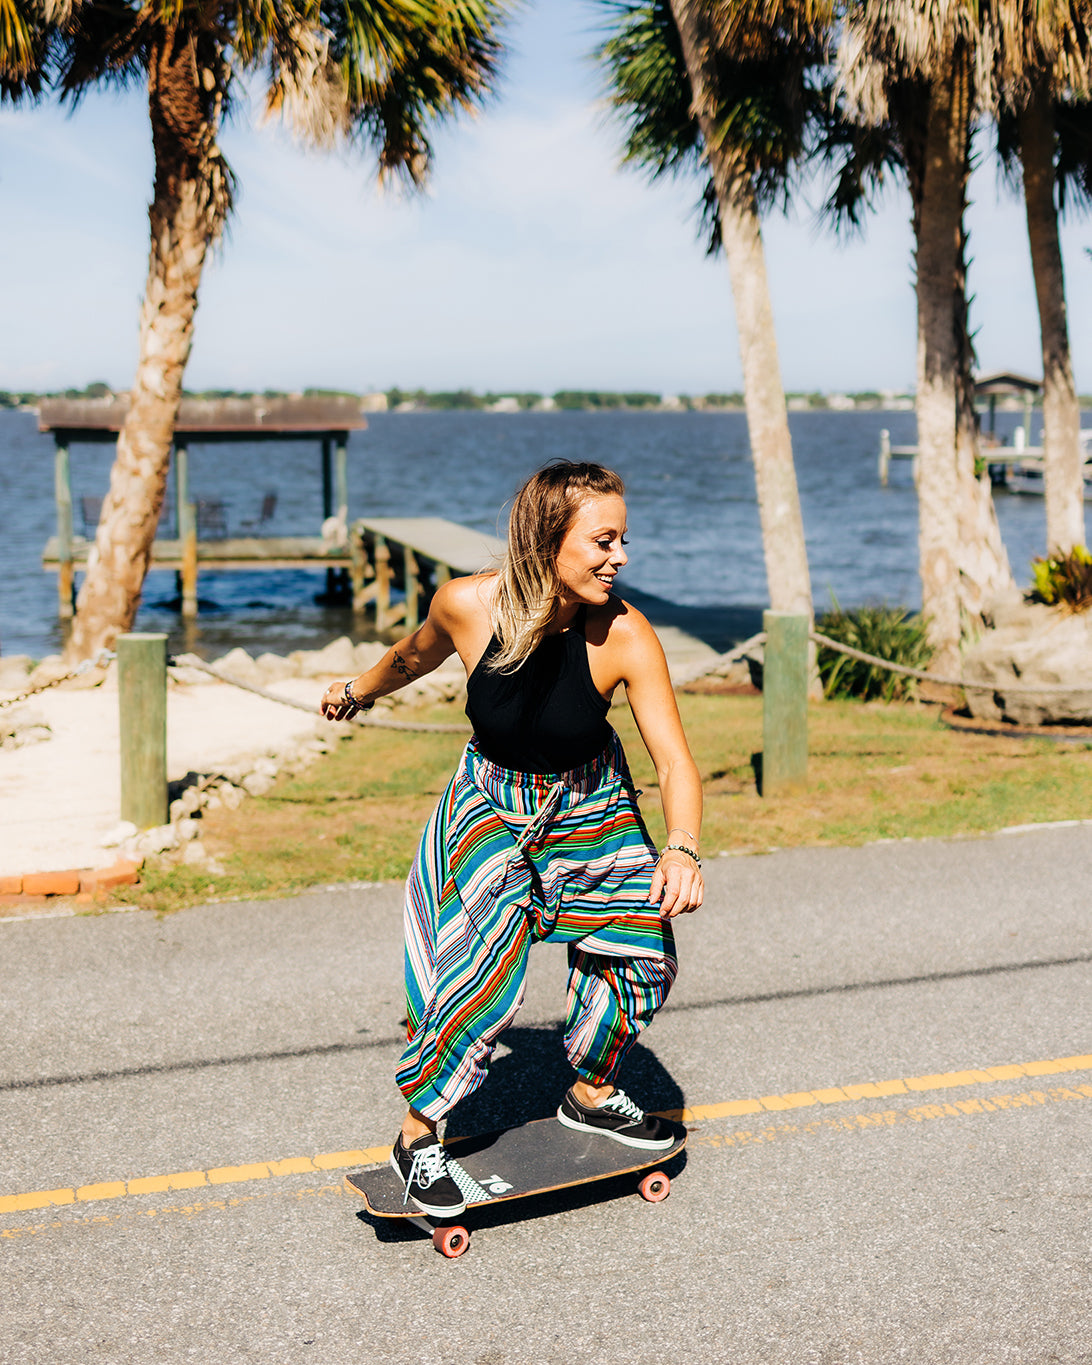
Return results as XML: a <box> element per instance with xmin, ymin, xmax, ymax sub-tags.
<box><xmin>3</xmin><ymin>385</ymin><xmax>951</xmax><ymax>413</ymax></box>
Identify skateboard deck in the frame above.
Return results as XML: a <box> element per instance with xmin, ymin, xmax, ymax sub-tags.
<box><xmin>345</xmin><ymin>1116</ymin><xmax>687</xmax><ymax>1257</ymax></box>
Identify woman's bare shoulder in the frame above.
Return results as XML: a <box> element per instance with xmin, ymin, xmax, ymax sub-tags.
<box><xmin>587</xmin><ymin>594</ymin><xmax>657</xmax><ymax>644</ymax></box>
<box><xmin>431</xmin><ymin>572</ymin><xmax>496</xmax><ymax>626</ymax></box>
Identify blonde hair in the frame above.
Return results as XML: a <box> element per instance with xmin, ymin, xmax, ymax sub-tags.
<box><xmin>488</xmin><ymin>460</ymin><xmax>626</xmax><ymax>673</ymax></box>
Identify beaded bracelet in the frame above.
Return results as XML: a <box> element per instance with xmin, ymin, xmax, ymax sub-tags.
<box><xmin>663</xmin><ymin>842</ymin><xmax>701</xmax><ymax>868</ymax></box>
<box><xmin>342</xmin><ymin>680</ymin><xmax>374</xmax><ymax>714</ymax></box>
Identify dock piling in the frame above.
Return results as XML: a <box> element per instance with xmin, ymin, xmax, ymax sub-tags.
<box><xmin>54</xmin><ymin>440</ymin><xmax>75</xmax><ymax>618</ymax></box>
<box><xmin>174</xmin><ymin>440</ymin><xmax>198</xmax><ymax>617</ymax></box>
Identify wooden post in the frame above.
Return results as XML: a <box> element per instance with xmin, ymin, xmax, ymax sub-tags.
<box><xmin>54</xmin><ymin>439</ymin><xmax>75</xmax><ymax>618</ymax></box>
<box><xmin>321</xmin><ymin>436</ymin><xmax>334</xmax><ymax>520</ymax></box>
<box><xmin>117</xmin><ymin>632</ymin><xmax>168</xmax><ymax>829</ymax></box>
<box><xmin>761</xmin><ymin>611</ymin><xmax>808</xmax><ymax>796</ymax></box>
<box><xmin>375</xmin><ymin>535</ymin><xmax>391</xmax><ymax>631</ymax></box>
<box><xmin>878</xmin><ymin>429</ymin><xmax>891</xmax><ymax>487</ymax></box>
<box><xmin>175</xmin><ymin>440</ymin><xmax>198</xmax><ymax>617</ymax></box>
<box><xmin>335</xmin><ymin>434</ymin><xmax>348</xmax><ymax>525</ymax></box>
<box><xmin>349</xmin><ymin>521</ymin><xmax>366</xmax><ymax>612</ymax></box>
<box><xmin>404</xmin><ymin>546</ymin><xmax>420</xmax><ymax>630</ymax></box>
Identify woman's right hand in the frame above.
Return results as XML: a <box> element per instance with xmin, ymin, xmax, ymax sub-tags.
<box><xmin>320</xmin><ymin>679</ymin><xmax>369</xmax><ymax>721</ymax></box>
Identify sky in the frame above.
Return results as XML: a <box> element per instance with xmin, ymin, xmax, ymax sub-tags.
<box><xmin>1</xmin><ymin>1</ymin><xmax>1091</xmax><ymax>397</ymax></box>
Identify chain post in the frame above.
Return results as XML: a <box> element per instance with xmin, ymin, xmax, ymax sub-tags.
<box><xmin>118</xmin><ymin>633</ymin><xmax>168</xmax><ymax>829</ymax></box>
<box><xmin>761</xmin><ymin>612</ymin><xmax>809</xmax><ymax>796</ymax></box>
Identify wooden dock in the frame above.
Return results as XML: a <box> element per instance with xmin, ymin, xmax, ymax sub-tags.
<box><xmin>350</xmin><ymin>517</ymin><xmax>504</xmax><ymax>631</ymax></box>
<box><xmin>878</xmin><ymin>428</ymin><xmax>1092</xmax><ymax>494</ymax></box>
<box><xmin>39</xmin><ymin>395</ymin><xmax>366</xmax><ymax>618</ymax></box>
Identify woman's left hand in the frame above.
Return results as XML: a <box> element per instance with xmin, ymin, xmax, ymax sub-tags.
<box><xmin>649</xmin><ymin>849</ymin><xmax>704</xmax><ymax>919</ymax></box>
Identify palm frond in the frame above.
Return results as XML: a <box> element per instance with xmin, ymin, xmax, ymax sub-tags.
<box><xmin>319</xmin><ymin>0</ymin><xmax>507</xmax><ymax>183</ymax></box>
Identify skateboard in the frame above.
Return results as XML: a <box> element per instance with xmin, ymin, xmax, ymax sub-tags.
<box><xmin>344</xmin><ymin>1115</ymin><xmax>687</xmax><ymax>1257</ymax></box>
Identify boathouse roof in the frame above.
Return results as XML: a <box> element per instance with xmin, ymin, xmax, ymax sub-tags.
<box><xmin>38</xmin><ymin>394</ymin><xmax>367</xmax><ymax>441</ymax></box>
<box><xmin>973</xmin><ymin>371</ymin><xmax>1042</xmax><ymax>397</ymax></box>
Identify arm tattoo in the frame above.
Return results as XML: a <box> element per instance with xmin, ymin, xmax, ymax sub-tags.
<box><xmin>391</xmin><ymin>650</ymin><xmax>417</xmax><ymax>681</ymax></box>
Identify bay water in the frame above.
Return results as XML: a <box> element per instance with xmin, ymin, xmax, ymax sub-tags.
<box><xmin>0</xmin><ymin>407</ymin><xmax>1057</xmax><ymax>660</ymax></box>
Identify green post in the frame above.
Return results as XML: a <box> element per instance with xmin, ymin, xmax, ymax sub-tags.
<box><xmin>335</xmin><ymin>434</ymin><xmax>349</xmax><ymax>524</ymax></box>
<box><xmin>118</xmin><ymin>633</ymin><xmax>168</xmax><ymax>829</ymax></box>
<box><xmin>761</xmin><ymin>611</ymin><xmax>809</xmax><ymax>795</ymax></box>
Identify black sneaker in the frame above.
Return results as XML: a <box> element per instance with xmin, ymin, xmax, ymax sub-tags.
<box><xmin>389</xmin><ymin>1133</ymin><xmax>468</xmax><ymax>1217</ymax></box>
<box><xmin>556</xmin><ymin>1087</ymin><xmax>675</xmax><ymax>1150</ymax></box>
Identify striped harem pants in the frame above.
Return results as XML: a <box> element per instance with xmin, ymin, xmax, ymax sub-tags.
<box><xmin>396</xmin><ymin>733</ymin><xmax>677</xmax><ymax>1121</ymax></box>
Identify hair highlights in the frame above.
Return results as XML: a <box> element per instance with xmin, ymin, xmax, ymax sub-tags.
<box><xmin>488</xmin><ymin>460</ymin><xmax>625</xmax><ymax>672</ymax></box>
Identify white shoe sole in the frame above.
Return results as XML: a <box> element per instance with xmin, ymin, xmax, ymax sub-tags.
<box><xmin>556</xmin><ymin>1107</ymin><xmax>674</xmax><ymax>1151</ymax></box>
<box><xmin>389</xmin><ymin>1152</ymin><xmax>468</xmax><ymax>1218</ymax></box>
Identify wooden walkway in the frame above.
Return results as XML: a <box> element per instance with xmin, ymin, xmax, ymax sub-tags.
<box><xmin>44</xmin><ymin>513</ymin><xmax>737</xmax><ymax>671</ymax></box>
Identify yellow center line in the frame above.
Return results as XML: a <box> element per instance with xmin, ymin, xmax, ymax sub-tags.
<box><xmin>2</xmin><ymin>1050</ymin><xmax>1089</xmax><ymax>1217</ymax></box>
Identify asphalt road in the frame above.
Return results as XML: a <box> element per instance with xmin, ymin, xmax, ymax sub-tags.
<box><xmin>2</xmin><ymin>823</ymin><xmax>1091</xmax><ymax>1364</ymax></box>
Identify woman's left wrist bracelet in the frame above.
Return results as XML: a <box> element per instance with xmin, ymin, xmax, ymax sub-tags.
<box><xmin>662</xmin><ymin>842</ymin><xmax>701</xmax><ymax>868</ymax></box>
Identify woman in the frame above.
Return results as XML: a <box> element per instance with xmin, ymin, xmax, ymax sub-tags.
<box><xmin>321</xmin><ymin>461</ymin><xmax>703</xmax><ymax>1217</ymax></box>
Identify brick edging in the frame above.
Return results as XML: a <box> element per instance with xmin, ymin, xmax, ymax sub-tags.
<box><xmin>0</xmin><ymin>859</ymin><xmax>141</xmax><ymax>907</ymax></box>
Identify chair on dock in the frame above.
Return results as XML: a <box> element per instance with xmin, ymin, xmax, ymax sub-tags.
<box><xmin>80</xmin><ymin>495</ymin><xmax>102</xmax><ymax>538</ymax></box>
<box><xmin>196</xmin><ymin>497</ymin><xmax>229</xmax><ymax>540</ymax></box>
<box><xmin>239</xmin><ymin>490</ymin><xmax>277</xmax><ymax>534</ymax></box>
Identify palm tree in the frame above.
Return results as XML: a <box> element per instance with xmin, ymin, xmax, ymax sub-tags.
<box><xmin>598</xmin><ymin>0</ymin><xmax>825</xmax><ymax>627</ymax></box>
<box><xmin>0</xmin><ymin>0</ymin><xmax>61</xmax><ymax>100</ymax></box>
<box><xmin>835</xmin><ymin>1</ymin><xmax>1013</xmax><ymax>674</ymax></box>
<box><xmin>991</xmin><ymin>4</ymin><xmax>1092</xmax><ymax>555</ymax></box>
<box><xmin>49</xmin><ymin>1</ymin><xmax>507</xmax><ymax>661</ymax></box>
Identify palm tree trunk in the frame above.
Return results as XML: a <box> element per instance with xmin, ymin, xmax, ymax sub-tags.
<box><xmin>1020</xmin><ymin>77</ymin><xmax>1085</xmax><ymax>554</ymax></box>
<box><xmin>953</xmin><ymin>151</ymin><xmax>1012</xmax><ymax>623</ymax></box>
<box><xmin>913</xmin><ymin>67</ymin><xmax>967</xmax><ymax>676</ymax></box>
<box><xmin>668</xmin><ymin>0</ymin><xmax>813</xmax><ymax>626</ymax></box>
<box><xmin>66</xmin><ymin>31</ymin><xmax>229</xmax><ymax>661</ymax></box>
<box><xmin>716</xmin><ymin>181</ymin><xmax>813</xmax><ymax>619</ymax></box>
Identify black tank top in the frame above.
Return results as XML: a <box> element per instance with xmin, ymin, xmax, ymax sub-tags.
<box><xmin>465</xmin><ymin>608</ymin><xmax>612</xmax><ymax>774</ymax></box>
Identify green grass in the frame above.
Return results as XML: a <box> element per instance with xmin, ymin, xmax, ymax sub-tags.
<box><xmin>110</xmin><ymin>694</ymin><xmax>1092</xmax><ymax>914</ymax></box>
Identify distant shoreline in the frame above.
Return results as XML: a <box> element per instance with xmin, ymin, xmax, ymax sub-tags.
<box><xmin>5</xmin><ymin>392</ymin><xmax>1078</xmax><ymax>418</ymax></box>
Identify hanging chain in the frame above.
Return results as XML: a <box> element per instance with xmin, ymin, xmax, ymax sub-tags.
<box><xmin>0</xmin><ymin>650</ymin><xmax>116</xmax><ymax>711</ymax></box>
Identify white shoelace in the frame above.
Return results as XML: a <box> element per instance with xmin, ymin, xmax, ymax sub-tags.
<box><xmin>599</xmin><ymin>1089</ymin><xmax>644</xmax><ymax>1122</ymax></box>
<box><xmin>401</xmin><ymin>1143</ymin><xmax>490</xmax><ymax>1207</ymax></box>
<box><xmin>402</xmin><ymin>1143</ymin><xmax>451</xmax><ymax>1205</ymax></box>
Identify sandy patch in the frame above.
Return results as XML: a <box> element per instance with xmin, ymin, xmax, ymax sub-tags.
<box><xmin>0</xmin><ymin>673</ymin><xmax>333</xmax><ymax>877</ymax></box>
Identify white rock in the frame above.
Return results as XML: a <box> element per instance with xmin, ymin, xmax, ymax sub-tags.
<box><xmin>168</xmin><ymin>653</ymin><xmax>219</xmax><ymax>686</ymax></box>
<box><xmin>241</xmin><ymin>772</ymin><xmax>275</xmax><ymax>797</ymax></box>
<box><xmin>176</xmin><ymin>818</ymin><xmax>201</xmax><ymax>842</ymax></box>
<box><xmin>963</xmin><ymin>597</ymin><xmax>1092</xmax><ymax>724</ymax></box>
<box><xmin>138</xmin><ymin>824</ymin><xmax>179</xmax><ymax>855</ymax></box>
<box><xmin>299</xmin><ymin>636</ymin><xmax>358</xmax><ymax>678</ymax></box>
<box><xmin>211</xmin><ymin>647</ymin><xmax>263</xmax><ymax>685</ymax></box>
<box><xmin>0</xmin><ymin>655</ymin><xmax>34</xmax><ymax>690</ymax></box>
<box><xmin>352</xmin><ymin>641</ymin><xmax>387</xmax><ymax>671</ymax></box>
<box><xmin>255</xmin><ymin>652</ymin><xmax>299</xmax><ymax>681</ymax></box>
<box><xmin>0</xmin><ymin>706</ymin><xmax>52</xmax><ymax>749</ymax></box>
<box><xmin>217</xmin><ymin>783</ymin><xmax>243</xmax><ymax>809</ymax></box>
<box><xmin>101</xmin><ymin>820</ymin><xmax>138</xmax><ymax>848</ymax></box>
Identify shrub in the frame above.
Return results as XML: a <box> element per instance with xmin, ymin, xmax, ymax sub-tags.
<box><xmin>1028</xmin><ymin>546</ymin><xmax>1092</xmax><ymax>612</ymax></box>
<box><xmin>815</xmin><ymin>600</ymin><xmax>934</xmax><ymax>702</ymax></box>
